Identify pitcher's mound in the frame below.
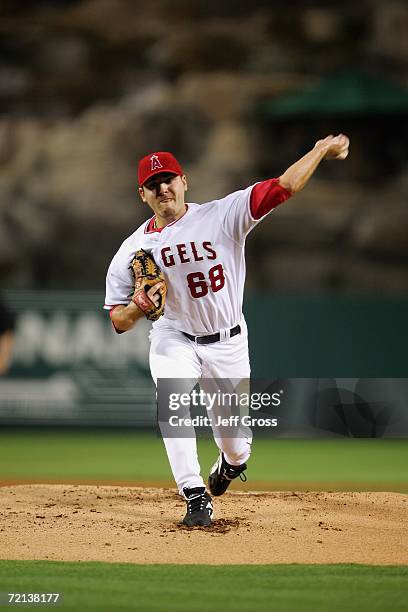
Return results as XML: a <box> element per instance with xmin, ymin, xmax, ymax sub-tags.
<box><xmin>1</xmin><ymin>485</ymin><xmax>407</xmax><ymax>565</ymax></box>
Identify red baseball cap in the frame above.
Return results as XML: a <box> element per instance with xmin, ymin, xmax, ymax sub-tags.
<box><xmin>138</xmin><ymin>151</ymin><xmax>183</xmax><ymax>186</ymax></box>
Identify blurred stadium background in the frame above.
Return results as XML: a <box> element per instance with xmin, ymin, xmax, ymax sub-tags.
<box><xmin>0</xmin><ymin>0</ymin><xmax>407</xmax><ymax>485</ymax></box>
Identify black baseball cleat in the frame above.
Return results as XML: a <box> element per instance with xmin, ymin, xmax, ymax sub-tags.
<box><xmin>182</xmin><ymin>487</ymin><xmax>213</xmax><ymax>527</ymax></box>
<box><xmin>208</xmin><ymin>452</ymin><xmax>247</xmax><ymax>496</ymax></box>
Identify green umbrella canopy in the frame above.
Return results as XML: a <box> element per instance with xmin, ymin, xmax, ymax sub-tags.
<box><xmin>265</xmin><ymin>71</ymin><xmax>408</xmax><ymax>117</ymax></box>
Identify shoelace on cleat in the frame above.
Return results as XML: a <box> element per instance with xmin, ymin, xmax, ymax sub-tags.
<box><xmin>222</xmin><ymin>464</ymin><xmax>246</xmax><ymax>482</ymax></box>
<box><xmin>186</xmin><ymin>493</ymin><xmax>207</xmax><ymax>514</ymax></box>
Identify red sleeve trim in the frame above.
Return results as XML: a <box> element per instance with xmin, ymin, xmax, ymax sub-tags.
<box><xmin>250</xmin><ymin>179</ymin><xmax>292</xmax><ymax>220</ymax></box>
<box><xmin>109</xmin><ymin>305</ymin><xmax>126</xmax><ymax>334</ymax></box>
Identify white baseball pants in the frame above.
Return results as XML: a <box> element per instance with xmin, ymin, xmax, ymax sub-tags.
<box><xmin>149</xmin><ymin>319</ymin><xmax>252</xmax><ymax>495</ymax></box>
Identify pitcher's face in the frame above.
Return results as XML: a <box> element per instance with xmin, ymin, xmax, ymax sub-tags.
<box><xmin>139</xmin><ymin>173</ymin><xmax>188</xmax><ymax>226</ymax></box>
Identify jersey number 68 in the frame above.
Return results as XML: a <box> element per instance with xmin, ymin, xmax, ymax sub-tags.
<box><xmin>186</xmin><ymin>264</ymin><xmax>225</xmax><ymax>299</ymax></box>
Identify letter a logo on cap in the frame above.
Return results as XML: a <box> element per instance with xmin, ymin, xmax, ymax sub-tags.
<box><xmin>150</xmin><ymin>155</ymin><xmax>163</xmax><ymax>171</ymax></box>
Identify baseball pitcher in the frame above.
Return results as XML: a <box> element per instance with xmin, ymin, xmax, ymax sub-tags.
<box><xmin>104</xmin><ymin>134</ymin><xmax>350</xmax><ymax>526</ymax></box>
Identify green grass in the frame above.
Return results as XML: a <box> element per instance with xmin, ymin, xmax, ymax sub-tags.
<box><xmin>0</xmin><ymin>561</ymin><xmax>407</xmax><ymax>612</ymax></box>
<box><xmin>0</xmin><ymin>431</ymin><xmax>407</xmax><ymax>490</ymax></box>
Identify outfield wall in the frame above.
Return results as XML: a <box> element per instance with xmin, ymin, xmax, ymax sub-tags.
<box><xmin>0</xmin><ymin>290</ymin><xmax>407</xmax><ymax>435</ymax></box>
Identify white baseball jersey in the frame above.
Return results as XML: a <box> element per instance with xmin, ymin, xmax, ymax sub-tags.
<box><xmin>104</xmin><ymin>185</ymin><xmax>271</xmax><ymax>335</ymax></box>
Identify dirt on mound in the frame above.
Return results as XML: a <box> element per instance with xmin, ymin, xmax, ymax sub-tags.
<box><xmin>0</xmin><ymin>485</ymin><xmax>407</xmax><ymax>565</ymax></box>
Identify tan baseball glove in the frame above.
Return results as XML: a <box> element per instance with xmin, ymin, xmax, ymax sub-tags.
<box><xmin>129</xmin><ymin>249</ymin><xmax>167</xmax><ymax>321</ymax></box>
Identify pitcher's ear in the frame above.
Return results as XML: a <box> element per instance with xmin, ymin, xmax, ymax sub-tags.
<box><xmin>138</xmin><ymin>186</ymin><xmax>146</xmax><ymax>202</ymax></box>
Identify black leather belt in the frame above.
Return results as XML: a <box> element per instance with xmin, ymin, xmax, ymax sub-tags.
<box><xmin>182</xmin><ymin>324</ymin><xmax>241</xmax><ymax>345</ymax></box>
